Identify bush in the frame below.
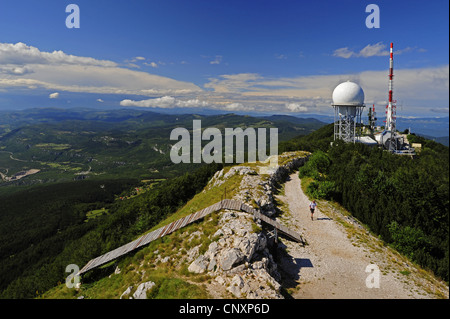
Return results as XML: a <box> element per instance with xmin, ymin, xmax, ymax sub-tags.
<box><xmin>387</xmin><ymin>221</ymin><xmax>430</xmax><ymax>260</ymax></box>
<box><xmin>299</xmin><ymin>150</ymin><xmax>331</xmax><ymax>181</ymax></box>
<box><xmin>306</xmin><ymin>180</ymin><xmax>336</xmax><ymax>200</ymax></box>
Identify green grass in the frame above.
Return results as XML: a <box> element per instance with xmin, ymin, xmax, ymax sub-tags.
<box><xmin>145</xmin><ymin>167</ymin><xmax>243</xmax><ymax>233</ymax></box>
<box><xmin>146</xmin><ymin>277</ymin><xmax>209</xmax><ymax>299</ymax></box>
<box><xmin>84</xmin><ymin>208</ymin><xmax>108</xmax><ymax>222</ymax></box>
<box><xmin>34</xmin><ymin>143</ymin><xmax>72</xmax><ymax>150</ymax></box>
<box><xmin>39</xmin><ymin>162</ymin><xmax>83</xmax><ymax>172</ymax></box>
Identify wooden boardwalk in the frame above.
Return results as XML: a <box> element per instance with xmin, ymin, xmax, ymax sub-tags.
<box><xmin>77</xmin><ymin>199</ymin><xmax>302</xmax><ymax>275</ymax></box>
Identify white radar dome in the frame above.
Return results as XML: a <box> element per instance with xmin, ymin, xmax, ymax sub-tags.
<box><xmin>332</xmin><ymin>81</ymin><xmax>365</xmax><ymax>106</ymax></box>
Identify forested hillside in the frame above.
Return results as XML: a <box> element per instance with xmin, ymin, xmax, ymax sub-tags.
<box><xmin>0</xmin><ymin>108</ymin><xmax>325</xmax><ymax>188</ymax></box>
<box><xmin>289</xmin><ymin>124</ymin><xmax>449</xmax><ymax>282</ymax></box>
<box><xmin>0</xmin><ymin>163</ymin><xmax>221</xmax><ymax>298</ymax></box>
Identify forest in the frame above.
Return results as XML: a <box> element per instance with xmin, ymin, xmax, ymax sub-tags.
<box><xmin>0</xmin><ymin>163</ymin><xmax>222</xmax><ymax>298</ymax></box>
<box><xmin>294</xmin><ymin>124</ymin><xmax>449</xmax><ymax>282</ymax></box>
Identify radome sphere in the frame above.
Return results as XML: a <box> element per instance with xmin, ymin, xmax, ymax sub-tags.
<box><xmin>332</xmin><ymin>81</ymin><xmax>365</xmax><ymax>106</ymax></box>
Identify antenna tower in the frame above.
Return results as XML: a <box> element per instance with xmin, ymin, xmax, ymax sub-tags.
<box><xmin>385</xmin><ymin>42</ymin><xmax>397</xmax><ymax>150</ymax></box>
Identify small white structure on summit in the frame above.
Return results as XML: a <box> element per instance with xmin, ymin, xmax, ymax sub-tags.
<box><xmin>332</xmin><ymin>81</ymin><xmax>365</xmax><ymax>143</ymax></box>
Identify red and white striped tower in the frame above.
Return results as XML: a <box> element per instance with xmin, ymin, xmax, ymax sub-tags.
<box><xmin>372</xmin><ymin>103</ymin><xmax>376</xmax><ymax>128</ymax></box>
<box><xmin>385</xmin><ymin>42</ymin><xmax>396</xmax><ymax>133</ymax></box>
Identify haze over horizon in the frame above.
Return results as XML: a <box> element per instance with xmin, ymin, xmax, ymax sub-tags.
<box><xmin>0</xmin><ymin>1</ymin><xmax>448</xmax><ymax>121</ymax></box>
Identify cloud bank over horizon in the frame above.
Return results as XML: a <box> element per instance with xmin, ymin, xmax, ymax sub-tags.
<box><xmin>0</xmin><ymin>42</ymin><xmax>202</xmax><ymax>97</ymax></box>
<box><xmin>0</xmin><ymin>41</ymin><xmax>448</xmax><ymax>116</ymax></box>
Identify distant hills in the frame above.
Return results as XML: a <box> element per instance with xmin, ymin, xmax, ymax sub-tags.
<box><xmin>0</xmin><ymin>107</ymin><xmax>326</xmax><ymax>188</ymax></box>
<box><xmin>1</xmin><ymin>106</ymin><xmax>447</xmax><ymax>142</ymax></box>
<box><xmin>395</xmin><ymin>116</ymin><xmax>449</xmax><ymax>146</ymax></box>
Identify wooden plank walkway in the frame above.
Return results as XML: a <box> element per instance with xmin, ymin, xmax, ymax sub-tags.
<box><xmin>77</xmin><ymin>199</ymin><xmax>302</xmax><ymax>275</ymax></box>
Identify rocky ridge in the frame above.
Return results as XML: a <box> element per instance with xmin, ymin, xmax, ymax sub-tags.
<box><xmin>182</xmin><ymin>152</ymin><xmax>309</xmax><ymax>298</ymax></box>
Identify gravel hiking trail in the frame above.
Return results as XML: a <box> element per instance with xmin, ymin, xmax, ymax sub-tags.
<box><xmin>275</xmin><ymin>172</ymin><xmax>448</xmax><ymax>299</ymax></box>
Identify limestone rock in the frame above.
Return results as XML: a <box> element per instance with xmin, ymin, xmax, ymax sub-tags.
<box><xmin>188</xmin><ymin>255</ymin><xmax>209</xmax><ymax>274</ymax></box>
<box><xmin>186</xmin><ymin>244</ymin><xmax>200</xmax><ymax>263</ymax></box>
<box><xmin>120</xmin><ymin>286</ymin><xmax>133</xmax><ymax>299</ymax></box>
<box><xmin>132</xmin><ymin>281</ymin><xmax>155</xmax><ymax>299</ymax></box>
<box><xmin>227</xmin><ymin>274</ymin><xmax>245</xmax><ymax>297</ymax></box>
<box><xmin>219</xmin><ymin>248</ymin><xmax>244</xmax><ymax>271</ymax></box>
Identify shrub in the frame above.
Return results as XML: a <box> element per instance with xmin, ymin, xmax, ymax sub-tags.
<box><xmin>387</xmin><ymin>221</ymin><xmax>430</xmax><ymax>260</ymax></box>
<box><xmin>306</xmin><ymin>180</ymin><xmax>336</xmax><ymax>200</ymax></box>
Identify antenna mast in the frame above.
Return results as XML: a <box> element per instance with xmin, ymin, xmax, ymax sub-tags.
<box><xmin>385</xmin><ymin>42</ymin><xmax>397</xmax><ymax>150</ymax></box>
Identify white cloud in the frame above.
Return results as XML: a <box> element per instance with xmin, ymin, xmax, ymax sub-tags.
<box><xmin>275</xmin><ymin>54</ymin><xmax>287</xmax><ymax>60</ymax></box>
<box><xmin>430</xmin><ymin>107</ymin><xmax>449</xmax><ymax>113</ymax></box>
<box><xmin>0</xmin><ymin>42</ymin><xmax>117</xmax><ymax>67</ymax></box>
<box><xmin>203</xmin><ymin>64</ymin><xmax>449</xmax><ymax>115</ymax></box>
<box><xmin>210</xmin><ymin>55</ymin><xmax>222</xmax><ymax>65</ymax></box>
<box><xmin>204</xmin><ymin>73</ymin><xmax>262</xmax><ymax>93</ymax></box>
<box><xmin>0</xmin><ymin>42</ymin><xmax>202</xmax><ymax>97</ymax></box>
<box><xmin>225</xmin><ymin>102</ymin><xmax>244</xmax><ymax>110</ymax></box>
<box><xmin>144</xmin><ymin>62</ymin><xmax>158</xmax><ymax>68</ymax></box>
<box><xmin>0</xmin><ymin>65</ymin><xmax>34</xmax><ymax>75</ymax></box>
<box><xmin>333</xmin><ymin>42</ymin><xmax>388</xmax><ymax>58</ymax></box>
<box><xmin>125</xmin><ymin>63</ymin><xmax>140</xmax><ymax>69</ymax></box>
<box><xmin>358</xmin><ymin>42</ymin><xmax>389</xmax><ymax>57</ymax></box>
<box><xmin>49</xmin><ymin>92</ymin><xmax>59</xmax><ymax>99</ymax></box>
<box><xmin>333</xmin><ymin>42</ymin><xmax>424</xmax><ymax>59</ymax></box>
<box><xmin>332</xmin><ymin>47</ymin><xmax>354</xmax><ymax>59</ymax></box>
<box><xmin>0</xmin><ymin>65</ymin><xmax>201</xmax><ymax>96</ymax></box>
<box><xmin>120</xmin><ymin>96</ymin><xmax>209</xmax><ymax>108</ymax></box>
<box><xmin>176</xmin><ymin>98</ymin><xmax>209</xmax><ymax>108</ymax></box>
<box><xmin>285</xmin><ymin>102</ymin><xmax>308</xmax><ymax>112</ymax></box>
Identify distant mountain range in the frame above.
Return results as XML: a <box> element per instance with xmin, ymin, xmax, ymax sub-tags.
<box><xmin>125</xmin><ymin>107</ymin><xmax>449</xmax><ymax>142</ymax></box>
<box><xmin>0</xmin><ymin>107</ymin><xmax>327</xmax><ymax>187</ymax></box>
<box><xmin>0</xmin><ymin>106</ymin><xmax>447</xmax><ymax>144</ymax></box>
<box><xmin>393</xmin><ymin>117</ymin><xmax>449</xmax><ymax>146</ymax></box>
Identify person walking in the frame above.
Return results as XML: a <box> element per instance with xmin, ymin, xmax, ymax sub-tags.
<box><xmin>309</xmin><ymin>200</ymin><xmax>317</xmax><ymax>220</ymax></box>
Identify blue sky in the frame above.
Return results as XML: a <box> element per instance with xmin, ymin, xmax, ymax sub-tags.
<box><xmin>0</xmin><ymin>0</ymin><xmax>448</xmax><ymax>118</ymax></box>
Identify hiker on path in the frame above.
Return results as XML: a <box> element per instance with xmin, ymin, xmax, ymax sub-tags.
<box><xmin>309</xmin><ymin>200</ymin><xmax>317</xmax><ymax>220</ymax></box>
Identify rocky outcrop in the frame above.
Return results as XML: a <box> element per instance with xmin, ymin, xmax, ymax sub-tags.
<box><xmin>133</xmin><ymin>281</ymin><xmax>156</xmax><ymax>299</ymax></box>
<box><xmin>186</xmin><ymin>152</ymin><xmax>309</xmax><ymax>298</ymax></box>
<box><xmin>187</xmin><ymin>210</ymin><xmax>282</xmax><ymax>298</ymax></box>
<box><xmin>120</xmin><ymin>280</ymin><xmax>155</xmax><ymax>299</ymax></box>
